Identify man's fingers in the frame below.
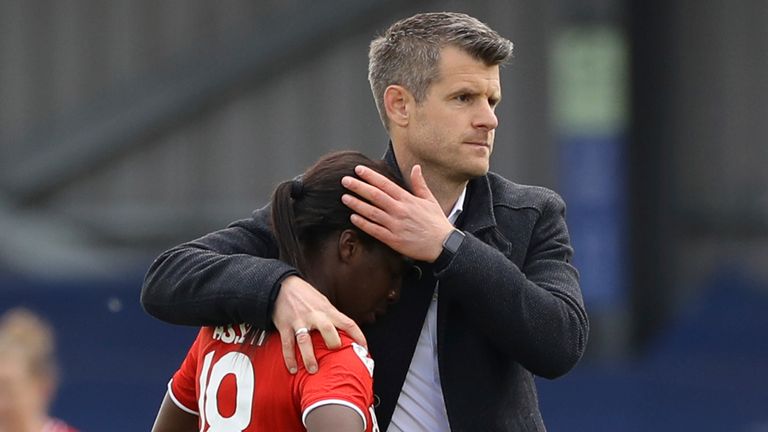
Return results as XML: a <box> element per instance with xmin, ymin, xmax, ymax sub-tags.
<box><xmin>344</xmin><ymin>164</ymin><xmax>410</xmax><ymax>201</ymax></box>
<box><xmin>349</xmin><ymin>214</ymin><xmax>397</xmax><ymax>250</ymax></box>
<box><xmin>342</xmin><ymin>176</ymin><xmax>395</xmax><ymax>211</ymax></box>
<box><xmin>272</xmin><ymin>276</ymin><xmax>361</xmax><ymax>375</ymax></box>
<box><xmin>333</xmin><ymin>312</ymin><xmax>367</xmax><ymax>349</ymax></box>
<box><xmin>279</xmin><ymin>328</ymin><xmax>299</xmax><ymax>374</ymax></box>
<box><xmin>355</xmin><ymin>165</ymin><xmax>409</xmax><ymax>198</ymax></box>
<box><xmin>342</xmin><ymin>193</ymin><xmax>392</xmax><ymax>227</ymax></box>
<box><xmin>295</xmin><ymin>329</ymin><xmax>319</xmax><ymax>374</ymax></box>
<box><xmin>409</xmin><ymin>164</ymin><xmax>437</xmax><ymax>201</ymax></box>
<box><xmin>316</xmin><ymin>320</ymin><xmax>343</xmax><ymax>350</ymax></box>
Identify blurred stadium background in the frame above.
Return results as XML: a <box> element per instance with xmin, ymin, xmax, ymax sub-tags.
<box><xmin>1</xmin><ymin>0</ymin><xmax>766</xmax><ymax>430</ymax></box>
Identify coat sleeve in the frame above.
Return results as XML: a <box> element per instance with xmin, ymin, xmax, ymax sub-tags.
<box><xmin>435</xmin><ymin>192</ymin><xmax>589</xmax><ymax>379</ymax></box>
<box><xmin>140</xmin><ymin>205</ymin><xmax>299</xmax><ymax>328</ymax></box>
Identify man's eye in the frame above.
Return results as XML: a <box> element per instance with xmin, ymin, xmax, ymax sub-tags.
<box><xmin>456</xmin><ymin>94</ymin><xmax>471</xmax><ymax>102</ymax></box>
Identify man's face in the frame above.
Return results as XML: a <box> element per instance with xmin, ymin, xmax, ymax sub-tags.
<box><xmin>405</xmin><ymin>45</ymin><xmax>501</xmax><ymax>182</ymax></box>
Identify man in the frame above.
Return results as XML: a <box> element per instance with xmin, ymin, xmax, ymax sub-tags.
<box><xmin>142</xmin><ymin>12</ymin><xmax>588</xmax><ymax>431</ymax></box>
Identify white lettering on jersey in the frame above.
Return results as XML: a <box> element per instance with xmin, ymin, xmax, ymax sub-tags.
<box><xmin>211</xmin><ymin>324</ymin><xmax>251</xmax><ymax>344</ymax></box>
<box><xmin>351</xmin><ymin>342</ymin><xmax>374</xmax><ymax>377</ymax></box>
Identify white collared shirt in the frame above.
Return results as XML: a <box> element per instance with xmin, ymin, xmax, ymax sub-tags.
<box><xmin>388</xmin><ymin>187</ymin><xmax>466</xmax><ymax>432</ymax></box>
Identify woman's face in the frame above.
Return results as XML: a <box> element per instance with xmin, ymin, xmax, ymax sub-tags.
<box><xmin>335</xmin><ymin>242</ymin><xmax>405</xmax><ymax>324</ymax></box>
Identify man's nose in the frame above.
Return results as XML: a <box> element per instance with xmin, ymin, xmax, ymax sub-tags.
<box><xmin>474</xmin><ymin>101</ymin><xmax>498</xmax><ymax>130</ymax></box>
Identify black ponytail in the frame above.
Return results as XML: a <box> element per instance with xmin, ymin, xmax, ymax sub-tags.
<box><xmin>271</xmin><ymin>180</ymin><xmax>306</xmax><ymax>274</ymax></box>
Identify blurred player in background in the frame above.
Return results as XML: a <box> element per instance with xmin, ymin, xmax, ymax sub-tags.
<box><xmin>0</xmin><ymin>308</ymin><xmax>78</xmax><ymax>432</ymax></box>
<box><xmin>151</xmin><ymin>151</ymin><xmax>406</xmax><ymax>431</ymax></box>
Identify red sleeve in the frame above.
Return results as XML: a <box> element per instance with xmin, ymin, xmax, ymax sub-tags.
<box><xmin>297</xmin><ymin>332</ymin><xmax>376</xmax><ymax>431</ymax></box>
<box><xmin>168</xmin><ymin>329</ymin><xmax>204</xmax><ymax>415</ymax></box>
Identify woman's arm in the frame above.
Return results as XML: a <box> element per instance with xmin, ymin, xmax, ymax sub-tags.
<box><xmin>299</xmin><ymin>332</ymin><xmax>376</xmax><ymax>431</ymax></box>
<box><xmin>305</xmin><ymin>405</ymin><xmax>365</xmax><ymax>432</ymax></box>
<box><xmin>151</xmin><ymin>392</ymin><xmax>198</xmax><ymax>432</ymax></box>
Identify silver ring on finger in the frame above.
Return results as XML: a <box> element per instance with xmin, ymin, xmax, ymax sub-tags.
<box><xmin>294</xmin><ymin>327</ymin><xmax>309</xmax><ymax>337</ymax></box>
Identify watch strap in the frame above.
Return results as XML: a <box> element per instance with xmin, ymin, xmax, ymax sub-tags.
<box><xmin>433</xmin><ymin>228</ymin><xmax>466</xmax><ymax>272</ymax></box>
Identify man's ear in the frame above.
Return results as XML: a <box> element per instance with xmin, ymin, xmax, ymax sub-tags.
<box><xmin>337</xmin><ymin>229</ymin><xmax>361</xmax><ymax>263</ymax></box>
<box><xmin>383</xmin><ymin>85</ymin><xmax>412</xmax><ymax>128</ymax></box>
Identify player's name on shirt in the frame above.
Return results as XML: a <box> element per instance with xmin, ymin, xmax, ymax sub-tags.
<box><xmin>211</xmin><ymin>323</ymin><xmax>250</xmax><ymax>344</ymax></box>
<box><xmin>210</xmin><ymin>323</ymin><xmax>268</xmax><ymax>346</ymax></box>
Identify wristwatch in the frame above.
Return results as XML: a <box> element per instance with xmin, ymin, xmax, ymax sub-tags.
<box><xmin>433</xmin><ymin>228</ymin><xmax>466</xmax><ymax>271</ymax></box>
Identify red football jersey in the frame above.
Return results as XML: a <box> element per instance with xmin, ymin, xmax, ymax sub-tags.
<box><xmin>168</xmin><ymin>324</ymin><xmax>378</xmax><ymax>431</ymax></box>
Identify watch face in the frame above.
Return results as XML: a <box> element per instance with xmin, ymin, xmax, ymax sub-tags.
<box><xmin>444</xmin><ymin>229</ymin><xmax>466</xmax><ymax>253</ymax></box>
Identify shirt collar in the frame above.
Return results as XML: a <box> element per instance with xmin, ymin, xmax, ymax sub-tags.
<box><xmin>447</xmin><ymin>186</ymin><xmax>466</xmax><ymax>225</ymax></box>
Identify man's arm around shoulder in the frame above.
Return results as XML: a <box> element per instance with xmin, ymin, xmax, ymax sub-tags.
<box><xmin>140</xmin><ymin>206</ymin><xmax>297</xmax><ymax>327</ymax></box>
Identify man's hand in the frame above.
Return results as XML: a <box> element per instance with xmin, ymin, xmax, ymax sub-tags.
<box><xmin>341</xmin><ymin>164</ymin><xmax>454</xmax><ymax>262</ymax></box>
<box><xmin>273</xmin><ymin>275</ymin><xmax>366</xmax><ymax>374</ymax></box>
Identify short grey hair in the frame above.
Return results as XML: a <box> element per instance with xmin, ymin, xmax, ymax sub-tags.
<box><xmin>368</xmin><ymin>12</ymin><xmax>513</xmax><ymax>130</ymax></box>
